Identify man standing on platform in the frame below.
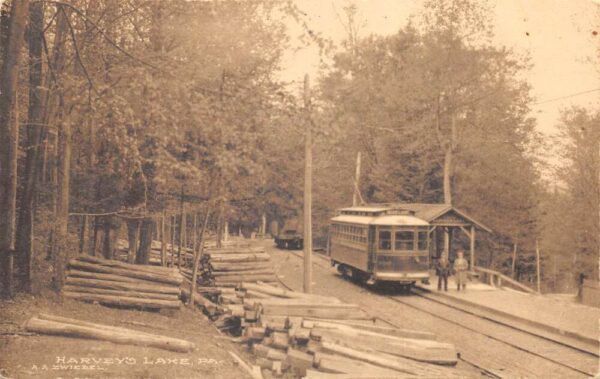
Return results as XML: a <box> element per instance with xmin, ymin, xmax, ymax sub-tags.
<box><xmin>454</xmin><ymin>250</ymin><xmax>469</xmax><ymax>291</ymax></box>
<box><xmin>436</xmin><ymin>251</ymin><xmax>450</xmax><ymax>291</ymax></box>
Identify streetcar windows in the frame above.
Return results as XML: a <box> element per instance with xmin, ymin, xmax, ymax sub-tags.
<box><xmin>331</xmin><ymin>223</ymin><xmax>367</xmax><ymax>245</ymax></box>
<box><xmin>395</xmin><ymin>231</ymin><xmax>414</xmax><ymax>250</ymax></box>
<box><xmin>378</xmin><ymin>231</ymin><xmax>391</xmax><ymax>250</ymax></box>
<box><xmin>418</xmin><ymin>231</ymin><xmax>428</xmax><ymax>250</ymax></box>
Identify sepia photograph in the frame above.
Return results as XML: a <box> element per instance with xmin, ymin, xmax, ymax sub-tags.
<box><xmin>0</xmin><ymin>0</ymin><xmax>598</xmax><ymax>378</ymax></box>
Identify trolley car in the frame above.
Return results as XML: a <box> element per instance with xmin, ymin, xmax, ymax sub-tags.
<box><xmin>328</xmin><ymin>206</ymin><xmax>430</xmax><ymax>287</ymax></box>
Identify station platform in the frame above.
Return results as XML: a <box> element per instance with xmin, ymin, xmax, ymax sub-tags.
<box><xmin>417</xmin><ymin>275</ymin><xmax>599</xmax><ymax>349</ymax></box>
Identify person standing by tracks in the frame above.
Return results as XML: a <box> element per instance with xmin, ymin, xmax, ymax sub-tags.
<box><xmin>436</xmin><ymin>251</ymin><xmax>450</xmax><ymax>291</ymax></box>
<box><xmin>454</xmin><ymin>250</ymin><xmax>469</xmax><ymax>291</ymax></box>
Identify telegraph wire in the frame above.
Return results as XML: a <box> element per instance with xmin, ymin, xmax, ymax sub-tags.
<box><xmin>532</xmin><ymin>88</ymin><xmax>600</xmax><ymax>105</ymax></box>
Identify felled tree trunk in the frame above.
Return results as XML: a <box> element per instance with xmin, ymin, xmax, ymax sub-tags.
<box><xmin>25</xmin><ymin>314</ymin><xmax>193</xmax><ymax>352</ymax></box>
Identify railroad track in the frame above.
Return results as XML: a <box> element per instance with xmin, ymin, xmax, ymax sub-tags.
<box><xmin>270</xmin><ymin>245</ymin><xmax>598</xmax><ymax>378</ymax></box>
<box><xmin>386</xmin><ymin>292</ymin><xmax>597</xmax><ymax>378</ymax></box>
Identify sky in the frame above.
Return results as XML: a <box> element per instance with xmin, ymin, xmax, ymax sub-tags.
<box><xmin>281</xmin><ymin>0</ymin><xmax>600</xmax><ymax>141</ymax></box>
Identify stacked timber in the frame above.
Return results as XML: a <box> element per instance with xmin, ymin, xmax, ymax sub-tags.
<box><xmin>25</xmin><ymin>313</ymin><xmax>195</xmax><ymax>352</ymax></box>
<box><xmin>198</xmin><ymin>247</ymin><xmax>278</xmax><ymax>287</ymax></box>
<box><xmin>64</xmin><ymin>255</ymin><xmax>183</xmax><ymax>310</ymax></box>
<box><xmin>190</xmin><ymin>281</ymin><xmax>463</xmax><ymax>378</ymax></box>
<box><xmin>116</xmin><ymin>238</ymin><xmax>252</xmax><ymax>266</ymax></box>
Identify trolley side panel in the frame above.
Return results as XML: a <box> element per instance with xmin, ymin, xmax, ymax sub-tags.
<box><xmin>330</xmin><ymin>240</ymin><xmax>369</xmax><ymax>272</ymax></box>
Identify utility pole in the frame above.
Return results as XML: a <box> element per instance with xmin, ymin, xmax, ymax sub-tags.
<box><xmin>303</xmin><ymin>74</ymin><xmax>312</xmax><ymax>294</ymax></box>
<box><xmin>352</xmin><ymin>152</ymin><xmax>361</xmax><ymax>206</ymax></box>
<box><xmin>535</xmin><ymin>239</ymin><xmax>541</xmax><ymax>293</ymax></box>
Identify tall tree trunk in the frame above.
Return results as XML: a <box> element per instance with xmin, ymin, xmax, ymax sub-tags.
<box><xmin>443</xmin><ymin>113</ymin><xmax>457</xmax><ymax>205</ymax></box>
<box><xmin>16</xmin><ymin>1</ymin><xmax>44</xmax><ymax>292</ymax></box>
<box><xmin>443</xmin><ymin>147</ymin><xmax>453</xmax><ymax>204</ymax></box>
<box><xmin>101</xmin><ymin>216</ymin><xmax>114</xmax><ymax>260</ymax></box>
<box><xmin>126</xmin><ymin>219</ymin><xmax>140</xmax><ymax>263</ymax></box>
<box><xmin>45</xmin><ymin>4</ymin><xmax>68</xmax><ymax>262</ymax></box>
<box><xmin>136</xmin><ymin>219</ymin><xmax>154</xmax><ymax>265</ymax></box>
<box><xmin>0</xmin><ymin>0</ymin><xmax>29</xmax><ymax>298</ymax></box>
<box><xmin>54</xmin><ymin>111</ymin><xmax>71</xmax><ymax>291</ymax></box>
<box><xmin>189</xmin><ymin>203</ymin><xmax>212</xmax><ymax>307</ymax></box>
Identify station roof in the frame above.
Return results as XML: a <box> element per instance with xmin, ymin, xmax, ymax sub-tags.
<box><xmin>378</xmin><ymin>203</ymin><xmax>492</xmax><ymax>233</ymax></box>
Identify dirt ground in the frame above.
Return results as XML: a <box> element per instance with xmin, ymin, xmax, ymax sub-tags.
<box><xmin>0</xmin><ymin>287</ymin><xmax>252</xmax><ymax>379</ymax></box>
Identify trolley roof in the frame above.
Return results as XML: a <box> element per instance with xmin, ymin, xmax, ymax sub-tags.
<box><xmin>330</xmin><ymin>214</ymin><xmax>429</xmax><ymax>226</ymax></box>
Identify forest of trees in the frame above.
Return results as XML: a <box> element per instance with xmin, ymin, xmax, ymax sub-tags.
<box><xmin>0</xmin><ymin>0</ymin><xmax>597</xmax><ymax>298</ymax></box>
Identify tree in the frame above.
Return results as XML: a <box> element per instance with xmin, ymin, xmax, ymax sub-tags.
<box><xmin>555</xmin><ymin>107</ymin><xmax>599</xmax><ymax>282</ymax></box>
<box><xmin>0</xmin><ymin>0</ymin><xmax>29</xmax><ymax>298</ymax></box>
<box><xmin>318</xmin><ymin>0</ymin><xmax>540</xmax><ymax>270</ymax></box>
<box><xmin>15</xmin><ymin>0</ymin><xmax>45</xmax><ymax>292</ymax></box>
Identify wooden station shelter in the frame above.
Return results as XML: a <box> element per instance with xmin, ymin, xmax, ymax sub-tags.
<box><xmin>370</xmin><ymin>203</ymin><xmax>492</xmax><ymax>269</ymax></box>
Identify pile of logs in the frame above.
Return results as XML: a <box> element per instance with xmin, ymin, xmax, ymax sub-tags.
<box><xmin>190</xmin><ymin>281</ymin><xmax>463</xmax><ymax>378</ymax></box>
<box><xmin>194</xmin><ymin>246</ymin><xmax>278</xmax><ymax>287</ymax></box>
<box><xmin>116</xmin><ymin>238</ymin><xmax>252</xmax><ymax>266</ymax></box>
<box><xmin>64</xmin><ymin>256</ymin><xmax>183</xmax><ymax>310</ymax></box>
<box><xmin>25</xmin><ymin>313</ymin><xmax>195</xmax><ymax>352</ymax></box>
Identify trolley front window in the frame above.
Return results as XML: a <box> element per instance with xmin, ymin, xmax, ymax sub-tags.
<box><xmin>395</xmin><ymin>231</ymin><xmax>414</xmax><ymax>250</ymax></box>
<box><xmin>378</xmin><ymin>230</ymin><xmax>391</xmax><ymax>250</ymax></box>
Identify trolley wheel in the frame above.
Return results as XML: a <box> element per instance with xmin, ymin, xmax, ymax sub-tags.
<box><xmin>350</xmin><ymin>268</ymin><xmax>368</xmax><ymax>283</ymax></box>
<box><xmin>337</xmin><ymin>264</ymin><xmax>350</xmax><ymax>277</ymax></box>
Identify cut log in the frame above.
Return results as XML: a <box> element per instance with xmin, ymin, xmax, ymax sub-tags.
<box><xmin>207</xmin><ymin>253</ymin><xmax>271</xmax><ymax>263</ymax></box>
<box><xmin>314</xmin><ymin>352</ymin><xmax>407</xmax><ymax>376</ymax></box>
<box><xmin>245</xmin><ymin>299</ymin><xmax>353</xmax><ymax>308</ymax></box>
<box><xmin>311</xmin><ymin>325</ymin><xmax>453</xmax><ymax>351</ymax></box>
<box><xmin>212</xmin><ymin>274</ymin><xmax>278</xmax><ymax>284</ymax></box>
<box><xmin>223</xmin><ymin>304</ymin><xmax>245</xmax><ymax>317</ymax></box>
<box><xmin>194</xmin><ymin>286</ymin><xmax>237</xmax><ymax>295</ymax></box>
<box><xmin>319</xmin><ymin>341</ymin><xmax>416</xmax><ymax>375</ymax></box>
<box><xmin>264</xmin><ymin>331</ymin><xmax>290</xmax><ymax>350</ymax></box>
<box><xmin>314</xmin><ymin>329</ymin><xmax>457</xmax><ymax>366</ymax></box>
<box><xmin>63</xmin><ymin>285</ymin><xmax>177</xmax><ymax>301</ymax></box>
<box><xmin>244</xmin><ymin>326</ymin><xmax>266</xmax><ymax>341</ymax></box>
<box><xmin>180</xmin><ymin>287</ymin><xmax>218</xmax><ymax>315</ymax></box>
<box><xmin>260</xmin><ymin>304</ymin><xmax>370</xmax><ymax>320</ymax></box>
<box><xmin>210</xmin><ymin>269</ymin><xmax>275</xmax><ymax>277</ymax></box>
<box><xmin>219</xmin><ymin>294</ymin><xmax>243</xmax><ymax>305</ymax></box>
<box><xmin>240</xmin><ymin>282</ymin><xmax>341</xmax><ymax>303</ymax></box>
<box><xmin>252</xmin><ymin>343</ymin><xmax>287</xmax><ymax>361</ymax></box>
<box><xmin>243</xmin><ymin>290</ymin><xmax>271</xmax><ymax>299</ymax></box>
<box><xmin>205</xmin><ymin>247</ymin><xmax>264</xmax><ymax>254</ymax></box>
<box><xmin>288</xmin><ymin>327</ymin><xmax>311</xmax><ymax>344</ymax></box>
<box><xmin>68</xmin><ymin>261</ymin><xmax>182</xmax><ymax>286</ymax></box>
<box><xmin>209</xmin><ymin>262</ymin><xmax>273</xmax><ymax>271</ymax></box>
<box><xmin>302</xmin><ymin>320</ymin><xmax>436</xmax><ymax>341</ymax></box>
<box><xmin>65</xmin><ymin>277</ymin><xmax>180</xmax><ymax>295</ymax></box>
<box><xmin>25</xmin><ymin>316</ymin><xmax>194</xmax><ymax>352</ymax></box>
<box><xmin>63</xmin><ymin>291</ymin><xmax>181</xmax><ymax>309</ymax></box>
<box><xmin>36</xmin><ymin>313</ymin><xmax>164</xmax><ymax>338</ymax></box>
<box><xmin>285</xmin><ymin>348</ymin><xmax>314</xmax><ymax>377</ymax></box>
<box><xmin>67</xmin><ymin>269</ymin><xmax>161</xmax><ymax>285</ymax></box>
<box><xmin>76</xmin><ymin>255</ymin><xmax>180</xmax><ymax>276</ymax></box>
